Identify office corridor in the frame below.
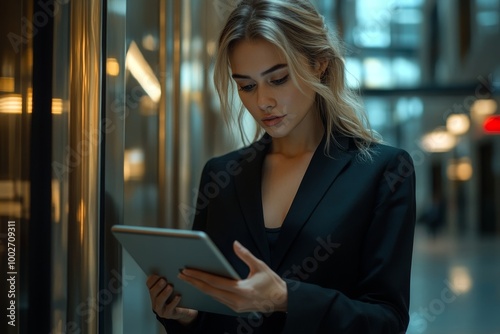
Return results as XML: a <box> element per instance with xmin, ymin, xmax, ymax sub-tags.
<box><xmin>2</xmin><ymin>0</ymin><xmax>500</xmax><ymax>332</ymax></box>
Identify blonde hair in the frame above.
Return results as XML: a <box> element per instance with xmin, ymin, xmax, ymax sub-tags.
<box><xmin>214</xmin><ymin>0</ymin><xmax>381</xmax><ymax>160</ymax></box>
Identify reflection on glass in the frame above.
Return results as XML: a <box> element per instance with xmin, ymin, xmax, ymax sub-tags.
<box><xmin>124</xmin><ymin>148</ymin><xmax>145</xmax><ymax>181</ymax></box>
<box><xmin>0</xmin><ymin>77</ymin><xmax>15</xmax><ymax>92</ymax></box>
<box><xmin>142</xmin><ymin>34</ymin><xmax>159</xmax><ymax>51</ymax></box>
<box><xmin>0</xmin><ymin>92</ymin><xmax>63</xmax><ymax>114</ymax></box>
<box><xmin>107</xmin><ymin>58</ymin><xmax>120</xmax><ymax>76</ymax></box>
<box><xmin>126</xmin><ymin>41</ymin><xmax>161</xmax><ymax>103</ymax></box>
<box><xmin>0</xmin><ymin>95</ymin><xmax>21</xmax><ymax>114</ymax></box>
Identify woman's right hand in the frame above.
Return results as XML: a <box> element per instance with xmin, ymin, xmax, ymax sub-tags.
<box><xmin>146</xmin><ymin>274</ymin><xmax>198</xmax><ymax>325</ymax></box>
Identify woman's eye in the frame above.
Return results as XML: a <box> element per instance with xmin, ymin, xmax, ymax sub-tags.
<box><xmin>238</xmin><ymin>84</ymin><xmax>255</xmax><ymax>92</ymax></box>
<box><xmin>271</xmin><ymin>75</ymin><xmax>289</xmax><ymax>85</ymax></box>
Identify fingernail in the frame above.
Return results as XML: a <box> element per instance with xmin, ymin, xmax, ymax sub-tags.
<box><xmin>159</xmin><ymin>279</ymin><xmax>166</xmax><ymax>287</ymax></box>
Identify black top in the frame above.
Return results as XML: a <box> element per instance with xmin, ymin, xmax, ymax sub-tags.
<box><xmin>265</xmin><ymin>227</ymin><xmax>281</xmax><ymax>254</ymax></box>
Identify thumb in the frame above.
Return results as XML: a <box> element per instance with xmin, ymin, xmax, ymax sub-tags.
<box><xmin>233</xmin><ymin>240</ymin><xmax>262</xmax><ymax>272</ymax></box>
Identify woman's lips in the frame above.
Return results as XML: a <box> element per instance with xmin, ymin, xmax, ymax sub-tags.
<box><xmin>262</xmin><ymin>115</ymin><xmax>286</xmax><ymax>127</ymax></box>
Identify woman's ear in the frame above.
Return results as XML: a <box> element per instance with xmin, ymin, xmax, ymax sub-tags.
<box><xmin>314</xmin><ymin>59</ymin><xmax>328</xmax><ymax>78</ymax></box>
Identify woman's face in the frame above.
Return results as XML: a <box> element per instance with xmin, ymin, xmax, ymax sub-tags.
<box><xmin>229</xmin><ymin>38</ymin><xmax>322</xmax><ymax>140</ymax></box>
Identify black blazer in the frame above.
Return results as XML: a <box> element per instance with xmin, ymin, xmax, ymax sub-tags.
<box><xmin>159</xmin><ymin>134</ymin><xmax>416</xmax><ymax>334</ymax></box>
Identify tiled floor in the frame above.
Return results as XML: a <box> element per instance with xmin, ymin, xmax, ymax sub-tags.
<box><xmin>407</xmin><ymin>226</ymin><xmax>500</xmax><ymax>334</ymax></box>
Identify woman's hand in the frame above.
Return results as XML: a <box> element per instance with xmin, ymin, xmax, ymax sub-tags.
<box><xmin>146</xmin><ymin>274</ymin><xmax>198</xmax><ymax>325</ymax></box>
<box><xmin>178</xmin><ymin>240</ymin><xmax>288</xmax><ymax>314</ymax></box>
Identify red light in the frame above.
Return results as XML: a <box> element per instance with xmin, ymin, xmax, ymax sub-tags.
<box><xmin>483</xmin><ymin>115</ymin><xmax>500</xmax><ymax>134</ymax></box>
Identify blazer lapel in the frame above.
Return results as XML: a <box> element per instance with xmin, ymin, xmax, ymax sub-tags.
<box><xmin>234</xmin><ymin>135</ymin><xmax>272</xmax><ymax>264</ymax></box>
<box><xmin>270</xmin><ymin>135</ymin><xmax>353</xmax><ymax>269</ymax></box>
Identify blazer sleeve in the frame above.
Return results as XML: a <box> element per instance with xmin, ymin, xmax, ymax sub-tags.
<box><xmin>282</xmin><ymin>150</ymin><xmax>416</xmax><ymax>334</ymax></box>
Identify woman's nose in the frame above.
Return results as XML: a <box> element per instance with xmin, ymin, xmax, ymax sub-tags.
<box><xmin>257</xmin><ymin>86</ymin><xmax>275</xmax><ymax>112</ymax></box>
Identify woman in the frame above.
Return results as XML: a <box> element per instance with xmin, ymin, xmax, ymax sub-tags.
<box><xmin>147</xmin><ymin>0</ymin><xmax>416</xmax><ymax>333</ymax></box>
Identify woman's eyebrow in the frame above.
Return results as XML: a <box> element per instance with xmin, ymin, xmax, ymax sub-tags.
<box><xmin>231</xmin><ymin>64</ymin><xmax>288</xmax><ymax>79</ymax></box>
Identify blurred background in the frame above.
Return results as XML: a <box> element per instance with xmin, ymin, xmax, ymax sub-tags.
<box><xmin>0</xmin><ymin>0</ymin><xmax>499</xmax><ymax>333</ymax></box>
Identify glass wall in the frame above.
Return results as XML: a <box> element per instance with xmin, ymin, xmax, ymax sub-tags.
<box><xmin>0</xmin><ymin>2</ymin><xmax>32</xmax><ymax>334</ymax></box>
<box><xmin>105</xmin><ymin>0</ymin><xmax>239</xmax><ymax>332</ymax></box>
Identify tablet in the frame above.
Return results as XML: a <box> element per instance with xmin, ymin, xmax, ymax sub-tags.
<box><xmin>111</xmin><ymin>225</ymin><xmax>244</xmax><ymax>316</ymax></box>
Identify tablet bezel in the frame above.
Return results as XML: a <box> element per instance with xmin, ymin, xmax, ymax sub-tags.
<box><xmin>111</xmin><ymin>225</ymin><xmax>244</xmax><ymax>316</ymax></box>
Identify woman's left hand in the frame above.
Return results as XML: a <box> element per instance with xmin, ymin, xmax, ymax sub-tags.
<box><xmin>178</xmin><ymin>240</ymin><xmax>288</xmax><ymax>314</ymax></box>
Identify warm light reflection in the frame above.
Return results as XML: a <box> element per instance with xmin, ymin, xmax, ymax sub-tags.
<box><xmin>420</xmin><ymin>128</ymin><xmax>457</xmax><ymax>152</ymax></box>
<box><xmin>27</xmin><ymin>89</ymin><xmax>32</xmax><ymax>112</ymax></box>
<box><xmin>0</xmin><ymin>77</ymin><xmax>15</xmax><ymax>92</ymax></box>
<box><xmin>107</xmin><ymin>58</ymin><xmax>120</xmax><ymax>77</ymax></box>
<box><xmin>52</xmin><ymin>179</ymin><xmax>61</xmax><ymax>223</ymax></box>
<box><xmin>449</xmin><ymin>266</ymin><xmax>472</xmax><ymax>294</ymax></box>
<box><xmin>125</xmin><ymin>41</ymin><xmax>161</xmax><ymax>103</ymax></box>
<box><xmin>0</xmin><ymin>93</ymin><xmax>63</xmax><ymax>114</ymax></box>
<box><xmin>124</xmin><ymin>148</ymin><xmax>145</xmax><ymax>181</ymax></box>
<box><xmin>447</xmin><ymin>158</ymin><xmax>473</xmax><ymax>181</ymax></box>
<box><xmin>446</xmin><ymin>114</ymin><xmax>470</xmax><ymax>135</ymax></box>
<box><xmin>142</xmin><ymin>34</ymin><xmax>158</xmax><ymax>51</ymax></box>
<box><xmin>78</xmin><ymin>199</ymin><xmax>85</xmax><ymax>243</ymax></box>
<box><xmin>52</xmin><ymin>98</ymin><xmax>64</xmax><ymax>114</ymax></box>
<box><xmin>0</xmin><ymin>95</ymin><xmax>22</xmax><ymax>113</ymax></box>
<box><xmin>471</xmin><ymin>99</ymin><xmax>497</xmax><ymax>124</ymax></box>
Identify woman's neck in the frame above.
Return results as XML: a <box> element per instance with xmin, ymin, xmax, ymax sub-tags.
<box><xmin>270</xmin><ymin>119</ymin><xmax>324</xmax><ymax>157</ymax></box>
